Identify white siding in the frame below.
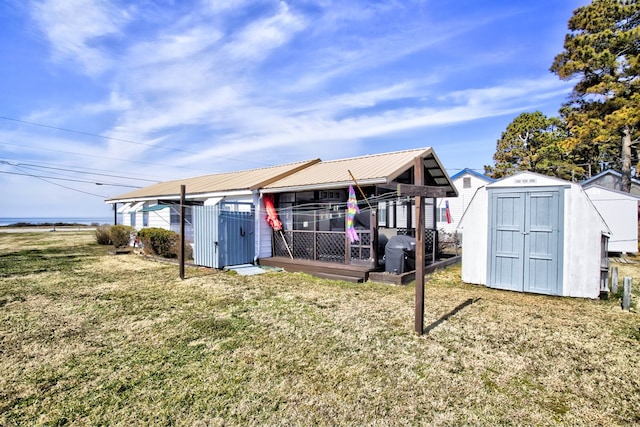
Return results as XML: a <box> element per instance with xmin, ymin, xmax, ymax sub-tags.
<box><xmin>436</xmin><ymin>172</ymin><xmax>492</xmax><ymax>234</ymax></box>
<box><xmin>562</xmin><ymin>186</ymin><xmax>609</xmax><ymax>298</ymax></box>
<box><xmin>584</xmin><ymin>186</ymin><xmax>639</xmax><ymax>253</ymax></box>
<box><xmin>255</xmin><ymin>194</ymin><xmax>273</xmax><ymax>259</ymax></box>
<box><xmin>147</xmin><ymin>208</ymin><xmax>171</xmax><ymax>230</ymax></box>
<box><xmin>459</xmin><ymin>188</ymin><xmax>488</xmax><ymax>285</ymax></box>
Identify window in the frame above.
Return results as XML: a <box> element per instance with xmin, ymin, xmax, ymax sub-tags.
<box><xmin>143</xmin><ymin>211</ymin><xmax>149</xmax><ymax>227</ymax></box>
<box><xmin>436</xmin><ymin>207</ymin><xmax>447</xmax><ymax>223</ymax></box>
<box><xmin>378</xmin><ymin>202</ymin><xmax>387</xmax><ymax>227</ymax></box>
<box><xmin>463</xmin><ymin>177</ymin><xmax>471</xmax><ymax>189</ymax></box>
<box><xmin>170</xmin><ymin>206</ymin><xmax>192</xmax><ymax>226</ymax></box>
<box><xmin>130</xmin><ymin>212</ymin><xmax>136</xmax><ymax>227</ymax></box>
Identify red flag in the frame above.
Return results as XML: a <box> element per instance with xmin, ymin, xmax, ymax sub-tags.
<box><xmin>263</xmin><ymin>194</ymin><xmax>282</xmax><ymax>231</ymax></box>
<box><xmin>445</xmin><ymin>200</ymin><xmax>452</xmax><ymax>224</ymax></box>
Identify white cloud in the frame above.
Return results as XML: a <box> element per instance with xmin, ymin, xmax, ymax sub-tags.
<box><xmin>223</xmin><ymin>1</ymin><xmax>307</xmax><ymax>62</ymax></box>
<box><xmin>31</xmin><ymin>0</ymin><xmax>132</xmax><ymax>74</ymax></box>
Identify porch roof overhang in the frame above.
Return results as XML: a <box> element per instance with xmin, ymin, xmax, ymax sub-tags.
<box><xmin>106</xmin><ymin>189</ymin><xmax>254</xmax><ymax>205</ymax></box>
<box><xmin>261</xmin><ymin>148</ymin><xmax>458</xmax><ymax>197</ymax></box>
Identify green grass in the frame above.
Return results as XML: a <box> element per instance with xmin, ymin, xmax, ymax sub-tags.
<box><xmin>1</xmin><ymin>232</ymin><xmax>639</xmax><ymax>426</ymax></box>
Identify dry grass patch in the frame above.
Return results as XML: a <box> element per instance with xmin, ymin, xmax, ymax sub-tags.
<box><xmin>1</xmin><ymin>232</ymin><xmax>639</xmax><ymax>426</ymax></box>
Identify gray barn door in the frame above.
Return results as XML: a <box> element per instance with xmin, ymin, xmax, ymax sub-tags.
<box><xmin>193</xmin><ymin>205</ymin><xmax>219</xmax><ymax>268</ymax></box>
<box><xmin>217</xmin><ymin>204</ymin><xmax>255</xmax><ymax>267</ymax></box>
<box><xmin>489</xmin><ymin>188</ymin><xmax>563</xmax><ymax>295</ymax></box>
<box><xmin>193</xmin><ymin>203</ymin><xmax>255</xmax><ymax>268</ymax></box>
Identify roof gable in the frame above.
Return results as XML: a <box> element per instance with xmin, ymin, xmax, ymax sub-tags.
<box><xmin>488</xmin><ymin>171</ymin><xmax>572</xmax><ymax>188</ymax></box>
<box><xmin>581</xmin><ymin>168</ymin><xmax>640</xmax><ymax>186</ymax></box>
<box><xmin>450</xmin><ymin>168</ymin><xmax>495</xmax><ymax>183</ymax></box>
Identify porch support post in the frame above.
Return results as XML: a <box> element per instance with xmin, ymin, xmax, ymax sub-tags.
<box><xmin>414</xmin><ymin>157</ymin><xmax>425</xmax><ymax>336</ymax></box>
<box><xmin>432</xmin><ymin>197</ymin><xmax>437</xmax><ymax>264</ymax></box>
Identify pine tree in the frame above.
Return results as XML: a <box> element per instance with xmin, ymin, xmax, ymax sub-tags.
<box><xmin>486</xmin><ymin>112</ymin><xmax>577</xmax><ymax>179</ymax></box>
<box><xmin>550</xmin><ymin>0</ymin><xmax>640</xmax><ymax>191</ymax></box>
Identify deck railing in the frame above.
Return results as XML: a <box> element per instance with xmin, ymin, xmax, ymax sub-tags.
<box><xmin>272</xmin><ymin>228</ymin><xmax>374</xmax><ymax>265</ymax></box>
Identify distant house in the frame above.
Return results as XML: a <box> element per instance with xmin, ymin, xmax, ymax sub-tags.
<box><xmin>435</xmin><ymin>168</ymin><xmax>494</xmax><ymax>234</ymax></box>
<box><xmin>106</xmin><ymin>147</ymin><xmax>458</xmax><ymax>281</ymax></box>
<box><xmin>582</xmin><ymin>185</ymin><xmax>640</xmax><ymax>254</ymax></box>
<box><xmin>459</xmin><ymin>172</ymin><xmax>610</xmax><ymax>299</ymax></box>
<box><xmin>581</xmin><ymin>169</ymin><xmax>640</xmax><ymax>195</ymax></box>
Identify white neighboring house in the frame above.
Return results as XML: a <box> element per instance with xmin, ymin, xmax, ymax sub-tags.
<box><xmin>435</xmin><ymin>168</ymin><xmax>495</xmax><ymax>234</ymax></box>
<box><xmin>582</xmin><ymin>185</ymin><xmax>640</xmax><ymax>254</ymax></box>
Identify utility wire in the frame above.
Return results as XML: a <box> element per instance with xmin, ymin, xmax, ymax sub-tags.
<box><xmin>0</xmin><ymin>156</ymin><xmax>174</xmax><ymax>182</ymax></box>
<box><xmin>0</xmin><ymin>170</ymin><xmax>142</xmax><ymax>188</ymax></box>
<box><xmin>0</xmin><ymin>159</ymin><xmax>159</xmax><ymax>183</ymax></box>
<box><xmin>0</xmin><ymin>115</ymin><xmax>274</xmax><ymax>167</ymax></box>
<box><xmin>0</xmin><ymin>141</ymin><xmax>217</xmax><ymax>174</ymax></box>
<box><xmin>8</xmin><ymin>164</ymin><xmax>107</xmax><ymax>198</ymax></box>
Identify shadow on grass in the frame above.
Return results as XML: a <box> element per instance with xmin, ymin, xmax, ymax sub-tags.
<box><xmin>424</xmin><ymin>297</ymin><xmax>481</xmax><ymax>334</ymax></box>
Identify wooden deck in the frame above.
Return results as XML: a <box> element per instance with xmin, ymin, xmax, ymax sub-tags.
<box><xmin>259</xmin><ymin>255</ymin><xmax>461</xmax><ymax>284</ymax></box>
<box><xmin>259</xmin><ymin>256</ymin><xmax>376</xmax><ymax>283</ymax></box>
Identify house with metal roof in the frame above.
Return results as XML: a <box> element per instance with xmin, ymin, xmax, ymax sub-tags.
<box><xmin>259</xmin><ymin>147</ymin><xmax>457</xmax><ymax>281</ymax></box>
<box><xmin>106</xmin><ymin>147</ymin><xmax>457</xmax><ymax>280</ymax></box>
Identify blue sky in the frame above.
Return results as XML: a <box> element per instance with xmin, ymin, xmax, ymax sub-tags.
<box><xmin>0</xmin><ymin>0</ymin><xmax>587</xmax><ymax>218</ymax></box>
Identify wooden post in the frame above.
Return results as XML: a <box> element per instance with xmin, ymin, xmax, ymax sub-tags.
<box><xmin>179</xmin><ymin>184</ymin><xmax>186</xmax><ymax>280</ymax></box>
<box><xmin>113</xmin><ymin>203</ymin><xmax>118</xmax><ymax>225</ymax></box>
<box><xmin>611</xmin><ymin>266</ymin><xmax>619</xmax><ymax>293</ymax></box>
<box><xmin>414</xmin><ymin>156</ymin><xmax>425</xmax><ymax>336</ymax></box>
<box><xmin>432</xmin><ymin>197</ymin><xmax>437</xmax><ymax>264</ymax></box>
<box><xmin>622</xmin><ymin>277</ymin><xmax>631</xmax><ymax>310</ymax></box>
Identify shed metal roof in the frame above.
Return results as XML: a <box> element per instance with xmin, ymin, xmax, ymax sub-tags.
<box><xmin>106</xmin><ymin>159</ymin><xmax>320</xmax><ymax>203</ymax></box>
<box><xmin>262</xmin><ymin>147</ymin><xmax>457</xmax><ymax>197</ymax></box>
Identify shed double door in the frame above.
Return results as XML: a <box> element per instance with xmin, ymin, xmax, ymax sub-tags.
<box><xmin>193</xmin><ymin>203</ymin><xmax>255</xmax><ymax>269</ymax></box>
<box><xmin>488</xmin><ymin>188</ymin><xmax>563</xmax><ymax>295</ymax></box>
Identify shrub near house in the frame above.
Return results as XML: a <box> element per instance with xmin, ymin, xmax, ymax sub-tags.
<box><xmin>137</xmin><ymin>227</ymin><xmax>192</xmax><ymax>259</ymax></box>
<box><xmin>94</xmin><ymin>225</ymin><xmax>134</xmax><ymax>248</ymax></box>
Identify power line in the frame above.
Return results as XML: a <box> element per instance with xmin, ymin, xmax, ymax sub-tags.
<box><xmin>0</xmin><ymin>141</ymin><xmax>217</xmax><ymax>174</ymax></box>
<box><xmin>8</xmin><ymin>164</ymin><xmax>107</xmax><ymax>198</ymax></box>
<box><xmin>0</xmin><ymin>170</ymin><xmax>142</xmax><ymax>188</ymax></box>
<box><xmin>0</xmin><ymin>156</ymin><xmax>176</xmax><ymax>182</ymax></box>
<box><xmin>0</xmin><ymin>115</ymin><xmax>274</xmax><ymax>167</ymax></box>
<box><xmin>0</xmin><ymin>159</ymin><xmax>158</xmax><ymax>183</ymax></box>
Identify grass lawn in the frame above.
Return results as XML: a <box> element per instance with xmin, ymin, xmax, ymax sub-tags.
<box><xmin>1</xmin><ymin>231</ymin><xmax>639</xmax><ymax>426</ymax></box>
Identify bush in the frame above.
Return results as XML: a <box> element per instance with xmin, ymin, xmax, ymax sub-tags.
<box><xmin>95</xmin><ymin>225</ymin><xmax>112</xmax><ymax>245</ymax></box>
<box><xmin>137</xmin><ymin>228</ymin><xmax>180</xmax><ymax>258</ymax></box>
<box><xmin>110</xmin><ymin>225</ymin><xmax>135</xmax><ymax>248</ymax></box>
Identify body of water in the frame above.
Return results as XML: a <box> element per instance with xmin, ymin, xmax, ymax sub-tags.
<box><xmin>0</xmin><ymin>217</ymin><xmax>115</xmax><ymax>227</ymax></box>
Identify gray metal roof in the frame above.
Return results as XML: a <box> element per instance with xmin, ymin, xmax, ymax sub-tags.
<box><xmin>106</xmin><ymin>159</ymin><xmax>320</xmax><ymax>202</ymax></box>
<box><xmin>262</xmin><ymin>147</ymin><xmax>457</xmax><ymax>197</ymax></box>
<box><xmin>106</xmin><ymin>147</ymin><xmax>458</xmax><ymax>203</ymax></box>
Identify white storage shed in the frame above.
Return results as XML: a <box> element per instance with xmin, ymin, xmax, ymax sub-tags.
<box><xmin>583</xmin><ymin>185</ymin><xmax>640</xmax><ymax>254</ymax></box>
<box><xmin>458</xmin><ymin>172</ymin><xmax>610</xmax><ymax>299</ymax></box>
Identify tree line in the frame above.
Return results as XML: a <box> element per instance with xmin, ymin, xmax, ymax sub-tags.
<box><xmin>485</xmin><ymin>0</ymin><xmax>639</xmax><ymax>192</ymax></box>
